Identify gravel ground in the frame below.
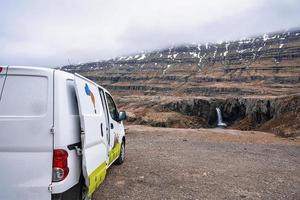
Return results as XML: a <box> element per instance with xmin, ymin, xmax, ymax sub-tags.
<box><xmin>94</xmin><ymin>125</ymin><xmax>300</xmax><ymax>200</ymax></box>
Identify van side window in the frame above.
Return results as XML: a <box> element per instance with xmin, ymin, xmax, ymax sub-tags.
<box><xmin>99</xmin><ymin>89</ymin><xmax>108</xmax><ymax>118</ymax></box>
<box><xmin>105</xmin><ymin>93</ymin><xmax>118</xmax><ymax>121</ymax></box>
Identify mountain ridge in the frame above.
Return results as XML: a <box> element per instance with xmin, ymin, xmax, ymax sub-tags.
<box><xmin>62</xmin><ymin>28</ymin><xmax>300</xmax><ymax>74</ymax></box>
<box><xmin>61</xmin><ymin>28</ymin><xmax>300</xmax><ymax>137</ymax></box>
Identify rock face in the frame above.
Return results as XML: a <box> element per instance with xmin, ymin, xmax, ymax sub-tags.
<box><xmin>161</xmin><ymin>95</ymin><xmax>300</xmax><ymax>137</ymax></box>
<box><xmin>61</xmin><ymin>29</ymin><xmax>300</xmax><ymax>136</ymax></box>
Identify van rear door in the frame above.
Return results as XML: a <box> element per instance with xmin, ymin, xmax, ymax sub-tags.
<box><xmin>74</xmin><ymin>74</ymin><xmax>108</xmax><ymax>198</ymax></box>
<box><xmin>0</xmin><ymin>66</ymin><xmax>54</xmax><ymax>200</ymax></box>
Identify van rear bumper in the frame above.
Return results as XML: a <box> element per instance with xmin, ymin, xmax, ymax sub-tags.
<box><xmin>52</xmin><ymin>181</ymin><xmax>81</xmax><ymax>200</ymax></box>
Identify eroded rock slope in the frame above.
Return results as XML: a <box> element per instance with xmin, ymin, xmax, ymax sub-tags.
<box><xmin>62</xmin><ymin>29</ymin><xmax>300</xmax><ymax>136</ymax></box>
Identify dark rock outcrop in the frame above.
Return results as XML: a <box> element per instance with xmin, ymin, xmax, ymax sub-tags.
<box><xmin>160</xmin><ymin>95</ymin><xmax>300</xmax><ymax>136</ymax></box>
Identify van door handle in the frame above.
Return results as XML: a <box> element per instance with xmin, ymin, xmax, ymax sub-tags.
<box><xmin>111</xmin><ymin>123</ymin><xmax>114</xmax><ymax>129</ymax></box>
<box><xmin>100</xmin><ymin>123</ymin><xmax>103</xmax><ymax>137</ymax></box>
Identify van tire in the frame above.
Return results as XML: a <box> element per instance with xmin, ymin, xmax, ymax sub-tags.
<box><xmin>81</xmin><ymin>183</ymin><xmax>88</xmax><ymax>200</ymax></box>
<box><xmin>115</xmin><ymin>142</ymin><xmax>125</xmax><ymax>165</ymax></box>
<box><xmin>78</xmin><ymin>176</ymin><xmax>91</xmax><ymax>200</ymax></box>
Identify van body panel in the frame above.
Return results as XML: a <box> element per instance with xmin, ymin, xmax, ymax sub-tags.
<box><xmin>0</xmin><ymin>66</ymin><xmax>53</xmax><ymax>200</ymax></box>
<box><xmin>74</xmin><ymin>74</ymin><xmax>108</xmax><ymax>197</ymax></box>
<box><xmin>51</xmin><ymin>70</ymin><xmax>81</xmax><ymax>194</ymax></box>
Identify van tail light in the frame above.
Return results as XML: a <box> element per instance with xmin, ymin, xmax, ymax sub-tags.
<box><xmin>52</xmin><ymin>149</ymin><xmax>69</xmax><ymax>182</ymax></box>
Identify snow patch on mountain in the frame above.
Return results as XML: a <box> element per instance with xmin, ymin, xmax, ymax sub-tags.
<box><xmin>137</xmin><ymin>54</ymin><xmax>146</xmax><ymax>60</ymax></box>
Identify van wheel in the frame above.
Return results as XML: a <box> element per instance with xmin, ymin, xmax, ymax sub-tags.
<box><xmin>79</xmin><ymin>177</ymin><xmax>92</xmax><ymax>200</ymax></box>
<box><xmin>115</xmin><ymin>142</ymin><xmax>125</xmax><ymax>165</ymax></box>
<box><xmin>81</xmin><ymin>184</ymin><xmax>88</xmax><ymax>200</ymax></box>
<box><xmin>82</xmin><ymin>185</ymin><xmax>93</xmax><ymax>200</ymax></box>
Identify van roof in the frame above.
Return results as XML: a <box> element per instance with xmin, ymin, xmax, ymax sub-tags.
<box><xmin>7</xmin><ymin>66</ymin><xmax>55</xmax><ymax>74</ymax></box>
<box><xmin>6</xmin><ymin>66</ymin><xmax>111</xmax><ymax>94</ymax></box>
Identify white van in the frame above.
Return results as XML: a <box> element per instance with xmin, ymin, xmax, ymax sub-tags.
<box><xmin>0</xmin><ymin>66</ymin><xmax>126</xmax><ymax>200</ymax></box>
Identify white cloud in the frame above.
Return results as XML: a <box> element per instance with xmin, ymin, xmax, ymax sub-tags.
<box><xmin>0</xmin><ymin>0</ymin><xmax>299</xmax><ymax>67</ymax></box>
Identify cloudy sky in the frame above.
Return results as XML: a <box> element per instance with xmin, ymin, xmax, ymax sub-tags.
<box><xmin>0</xmin><ymin>0</ymin><xmax>300</xmax><ymax>67</ymax></box>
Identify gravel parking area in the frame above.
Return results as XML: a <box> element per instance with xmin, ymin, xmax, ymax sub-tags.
<box><xmin>94</xmin><ymin>125</ymin><xmax>300</xmax><ymax>200</ymax></box>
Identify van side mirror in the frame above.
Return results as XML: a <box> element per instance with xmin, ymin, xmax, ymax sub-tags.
<box><xmin>118</xmin><ymin>111</ymin><xmax>127</xmax><ymax>121</ymax></box>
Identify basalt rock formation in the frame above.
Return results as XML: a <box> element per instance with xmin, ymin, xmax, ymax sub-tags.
<box><xmin>160</xmin><ymin>95</ymin><xmax>300</xmax><ymax>137</ymax></box>
<box><xmin>62</xmin><ymin>29</ymin><xmax>300</xmax><ymax>137</ymax></box>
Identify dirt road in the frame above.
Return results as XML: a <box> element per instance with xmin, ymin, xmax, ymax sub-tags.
<box><xmin>94</xmin><ymin>125</ymin><xmax>300</xmax><ymax>200</ymax></box>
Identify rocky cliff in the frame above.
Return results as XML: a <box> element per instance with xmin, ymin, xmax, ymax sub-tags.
<box><xmin>61</xmin><ymin>29</ymin><xmax>300</xmax><ymax>137</ymax></box>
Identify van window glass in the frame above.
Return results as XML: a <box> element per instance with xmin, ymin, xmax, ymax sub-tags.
<box><xmin>66</xmin><ymin>79</ymin><xmax>79</xmax><ymax>115</ymax></box>
<box><xmin>0</xmin><ymin>75</ymin><xmax>48</xmax><ymax>116</ymax></box>
<box><xmin>99</xmin><ymin>89</ymin><xmax>109</xmax><ymax>119</ymax></box>
<box><xmin>105</xmin><ymin>93</ymin><xmax>118</xmax><ymax>121</ymax></box>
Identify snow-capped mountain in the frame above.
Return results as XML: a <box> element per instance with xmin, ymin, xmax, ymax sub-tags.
<box><xmin>61</xmin><ymin>29</ymin><xmax>300</xmax><ymax>97</ymax></box>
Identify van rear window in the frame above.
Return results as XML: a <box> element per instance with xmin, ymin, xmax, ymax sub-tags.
<box><xmin>0</xmin><ymin>75</ymin><xmax>48</xmax><ymax>116</ymax></box>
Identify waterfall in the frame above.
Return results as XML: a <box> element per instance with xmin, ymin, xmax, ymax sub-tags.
<box><xmin>216</xmin><ymin>107</ymin><xmax>227</xmax><ymax>127</ymax></box>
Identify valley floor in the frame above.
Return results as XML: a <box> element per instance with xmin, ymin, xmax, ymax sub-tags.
<box><xmin>94</xmin><ymin>125</ymin><xmax>300</xmax><ymax>200</ymax></box>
